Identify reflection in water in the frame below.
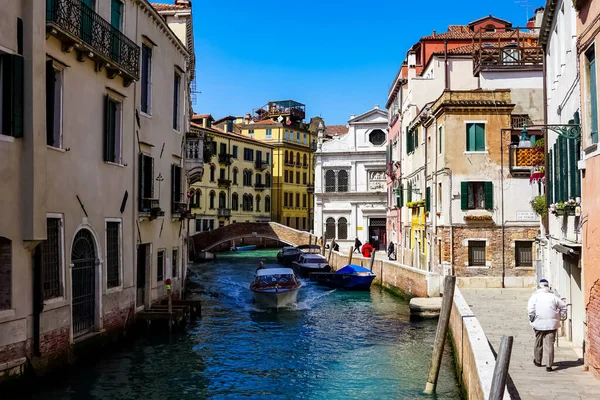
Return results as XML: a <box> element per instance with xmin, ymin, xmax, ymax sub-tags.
<box><xmin>11</xmin><ymin>249</ymin><xmax>462</xmax><ymax>399</ymax></box>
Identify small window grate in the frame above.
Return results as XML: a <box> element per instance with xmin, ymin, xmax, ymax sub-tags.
<box><xmin>42</xmin><ymin>218</ymin><xmax>62</xmax><ymax>299</ymax></box>
<box><xmin>515</xmin><ymin>241</ymin><xmax>533</xmax><ymax>267</ymax></box>
<box><xmin>106</xmin><ymin>222</ymin><xmax>120</xmax><ymax>288</ymax></box>
<box><xmin>468</xmin><ymin>241</ymin><xmax>486</xmax><ymax>267</ymax></box>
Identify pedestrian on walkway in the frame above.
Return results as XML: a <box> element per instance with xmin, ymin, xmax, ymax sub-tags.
<box><xmin>361</xmin><ymin>242</ymin><xmax>374</xmax><ymax>258</ymax></box>
<box><xmin>527</xmin><ymin>279</ymin><xmax>567</xmax><ymax>372</ymax></box>
<box><xmin>353</xmin><ymin>238</ymin><xmax>362</xmax><ymax>254</ymax></box>
<box><xmin>387</xmin><ymin>241</ymin><xmax>396</xmax><ymax>261</ymax></box>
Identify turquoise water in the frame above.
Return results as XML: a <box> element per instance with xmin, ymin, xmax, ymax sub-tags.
<box><xmin>14</xmin><ymin>249</ymin><xmax>462</xmax><ymax>399</ymax></box>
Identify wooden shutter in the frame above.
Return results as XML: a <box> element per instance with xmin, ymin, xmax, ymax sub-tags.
<box><xmin>407</xmin><ymin>183</ymin><xmax>412</xmax><ymax>203</ymax></box>
<box><xmin>568</xmin><ymin>138</ymin><xmax>577</xmax><ymax>198</ymax></box>
<box><xmin>103</xmin><ymin>95</ymin><xmax>110</xmax><ymax>161</ymax></box>
<box><xmin>396</xmin><ymin>185</ymin><xmax>403</xmax><ymax>207</ymax></box>
<box><xmin>46</xmin><ymin>60</ymin><xmax>55</xmax><ymax>146</ymax></box>
<box><xmin>575</xmin><ymin>139</ymin><xmax>581</xmax><ymax>197</ymax></box>
<box><xmin>590</xmin><ymin>52</ymin><xmax>598</xmax><ymax>142</ymax></box>
<box><xmin>484</xmin><ymin>182</ymin><xmax>494</xmax><ymax>209</ymax></box>
<box><xmin>466</xmin><ymin>123</ymin><xmax>475</xmax><ymax>151</ymax></box>
<box><xmin>171</xmin><ymin>164</ymin><xmax>175</xmax><ymax>205</ymax></box>
<box><xmin>426</xmin><ymin>187</ymin><xmax>431</xmax><ymax>212</ymax></box>
<box><xmin>406</xmin><ymin>127</ymin><xmax>411</xmax><ymax>154</ymax></box>
<box><xmin>476</xmin><ymin>124</ymin><xmax>486</xmax><ymax>152</ymax></box>
<box><xmin>460</xmin><ymin>182</ymin><xmax>469</xmax><ymax>210</ymax></box>
<box><xmin>560</xmin><ymin>137</ymin><xmax>568</xmax><ymax>201</ymax></box>
<box><xmin>138</xmin><ymin>153</ymin><xmax>145</xmax><ymax>211</ymax></box>
<box><xmin>2</xmin><ymin>54</ymin><xmax>24</xmax><ymax>138</ymax></box>
<box><xmin>414</xmin><ymin>127</ymin><xmax>419</xmax><ymax>149</ymax></box>
<box><xmin>553</xmin><ymin>142</ymin><xmax>559</xmax><ymax>202</ymax></box>
<box><xmin>547</xmin><ymin>149</ymin><xmax>553</xmax><ymax>204</ymax></box>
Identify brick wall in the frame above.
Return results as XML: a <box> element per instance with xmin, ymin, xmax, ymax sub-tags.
<box><xmin>0</xmin><ymin>339</ymin><xmax>30</xmax><ymax>365</ymax></box>
<box><xmin>39</xmin><ymin>327</ymin><xmax>70</xmax><ymax>358</ymax></box>
<box><xmin>104</xmin><ymin>306</ymin><xmax>135</xmax><ymax>336</ymax></box>
<box><xmin>0</xmin><ymin>237</ymin><xmax>12</xmax><ymax>310</ymax></box>
<box><xmin>587</xmin><ymin>280</ymin><xmax>600</xmax><ymax>378</ymax></box>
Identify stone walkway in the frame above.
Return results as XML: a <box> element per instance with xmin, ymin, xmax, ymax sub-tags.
<box><xmin>461</xmin><ymin>288</ymin><xmax>600</xmax><ymax>400</ymax></box>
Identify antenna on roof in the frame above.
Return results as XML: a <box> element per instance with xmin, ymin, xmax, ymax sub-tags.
<box><xmin>514</xmin><ymin>0</ymin><xmax>535</xmax><ymax>22</ymax></box>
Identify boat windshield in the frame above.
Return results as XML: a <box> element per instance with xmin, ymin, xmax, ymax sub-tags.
<box><xmin>254</xmin><ymin>274</ymin><xmax>297</xmax><ymax>286</ymax></box>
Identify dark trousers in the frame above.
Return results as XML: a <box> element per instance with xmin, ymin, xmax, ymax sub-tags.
<box><xmin>534</xmin><ymin>329</ymin><xmax>556</xmax><ymax>367</ymax></box>
<box><xmin>353</xmin><ymin>246</ymin><xmax>360</xmax><ymax>253</ymax></box>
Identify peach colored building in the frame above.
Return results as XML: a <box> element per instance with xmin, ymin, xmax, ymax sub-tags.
<box><xmin>576</xmin><ymin>0</ymin><xmax>600</xmax><ymax>379</ymax></box>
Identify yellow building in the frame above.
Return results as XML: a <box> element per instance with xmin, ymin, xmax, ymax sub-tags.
<box><xmin>187</xmin><ymin>115</ymin><xmax>273</xmax><ymax>233</ymax></box>
<box><xmin>239</xmin><ymin>101</ymin><xmax>317</xmax><ymax>231</ymax></box>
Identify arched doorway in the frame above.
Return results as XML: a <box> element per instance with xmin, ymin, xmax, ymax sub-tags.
<box><xmin>71</xmin><ymin>229</ymin><xmax>97</xmax><ymax>336</ymax></box>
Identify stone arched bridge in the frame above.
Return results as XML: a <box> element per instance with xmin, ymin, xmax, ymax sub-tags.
<box><xmin>190</xmin><ymin>222</ymin><xmax>320</xmax><ymax>253</ymax></box>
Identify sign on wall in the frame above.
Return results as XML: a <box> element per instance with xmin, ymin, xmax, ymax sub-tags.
<box><xmin>516</xmin><ymin>211</ymin><xmax>537</xmax><ymax>221</ymax></box>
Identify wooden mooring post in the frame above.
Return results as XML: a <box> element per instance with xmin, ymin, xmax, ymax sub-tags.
<box><xmin>327</xmin><ymin>240</ymin><xmax>336</xmax><ymax>264</ymax></box>
<box><xmin>424</xmin><ymin>275</ymin><xmax>456</xmax><ymax>394</ymax></box>
<box><xmin>347</xmin><ymin>247</ymin><xmax>353</xmax><ymax>265</ymax></box>
<box><xmin>369</xmin><ymin>251</ymin><xmax>376</xmax><ymax>271</ymax></box>
<box><xmin>489</xmin><ymin>335</ymin><xmax>514</xmax><ymax>400</ymax></box>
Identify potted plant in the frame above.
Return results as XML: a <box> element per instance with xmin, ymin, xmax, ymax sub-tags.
<box><xmin>530</xmin><ymin>195</ymin><xmax>547</xmax><ymax>218</ymax></box>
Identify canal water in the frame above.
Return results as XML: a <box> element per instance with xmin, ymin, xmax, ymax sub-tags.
<box><xmin>14</xmin><ymin>249</ymin><xmax>462</xmax><ymax>399</ymax></box>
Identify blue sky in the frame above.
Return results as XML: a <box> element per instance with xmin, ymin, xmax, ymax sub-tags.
<box><xmin>192</xmin><ymin>0</ymin><xmax>541</xmax><ymax>124</ymax></box>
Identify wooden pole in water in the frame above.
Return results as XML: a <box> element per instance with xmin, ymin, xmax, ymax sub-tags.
<box><xmin>328</xmin><ymin>240</ymin><xmax>335</xmax><ymax>264</ymax></box>
<box><xmin>347</xmin><ymin>247</ymin><xmax>353</xmax><ymax>265</ymax></box>
<box><xmin>369</xmin><ymin>251</ymin><xmax>376</xmax><ymax>271</ymax></box>
<box><xmin>489</xmin><ymin>335</ymin><xmax>514</xmax><ymax>400</ymax></box>
<box><xmin>321</xmin><ymin>237</ymin><xmax>326</xmax><ymax>256</ymax></box>
<box><xmin>424</xmin><ymin>275</ymin><xmax>456</xmax><ymax>394</ymax></box>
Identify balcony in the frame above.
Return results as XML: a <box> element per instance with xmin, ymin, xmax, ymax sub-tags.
<box><xmin>218</xmin><ymin>154</ymin><xmax>233</xmax><ymax>165</ymax></box>
<box><xmin>309</xmin><ymin>142</ymin><xmax>318</xmax><ymax>151</ymax></box>
<box><xmin>284</xmin><ymin>160</ymin><xmax>295</xmax><ymax>167</ymax></box>
<box><xmin>46</xmin><ymin>0</ymin><xmax>140</xmax><ymax>86</ymax></box>
<box><xmin>139</xmin><ymin>198</ymin><xmax>164</xmax><ymax>219</ymax></box>
<box><xmin>185</xmin><ymin>138</ymin><xmax>204</xmax><ymax>185</ymax></box>
<box><xmin>171</xmin><ymin>201</ymin><xmax>187</xmax><ymax>218</ymax></box>
<box><xmin>302</xmin><ymin>163</ymin><xmax>308</xmax><ymax>169</ymax></box>
<box><xmin>255</xmin><ymin>160</ymin><xmax>269</xmax><ymax>171</ymax></box>
<box><xmin>254</xmin><ymin>183</ymin><xmax>267</xmax><ymax>191</ymax></box>
<box><xmin>218</xmin><ymin>178</ymin><xmax>232</xmax><ymax>188</ymax></box>
<box><xmin>306</xmin><ymin>184</ymin><xmax>315</xmax><ymax>193</ymax></box>
<box><xmin>509</xmin><ymin>145</ymin><xmax>544</xmax><ymax>176</ymax></box>
<box><xmin>218</xmin><ymin>208</ymin><xmax>232</xmax><ymax>218</ymax></box>
<box><xmin>296</xmin><ymin>161</ymin><xmax>303</xmax><ymax>168</ymax></box>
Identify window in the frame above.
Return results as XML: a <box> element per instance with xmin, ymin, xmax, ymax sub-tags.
<box><xmin>284</xmin><ymin>130</ymin><xmax>288</xmax><ymax>140</ymax></box>
<box><xmin>369</xmin><ymin>129</ymin><xmax>386</xmax><ymax>146</ymax></box>
<box><xmin>515</xmin><ymin>241</ymin><xmax>533</xmax><ymax>267</ymax></box>
<box><xmin>266</xmin><ymin>128</ymin><xmax>272</xmax><ymax>139</ymax></box>
<box><xmin>296</xmin><ymin>193</ymin><xmax>300</xmax><ymax>208</ymax></box>
<box><xmin>461</xmin><ymin>181</ymin><xmax>493</xmax><ymax>210</ymax></box>
<box><xmin>46</xmin><ymin>60</ymin><xmax>63</xmax><ymax>148</ymax></box>
<box><xmin>256</xmin><ymin>174</ymin><xmax>262</xmax><ymax>185</ymax></box>
<box><xmin>338</xmin><ymin>217</ymin><xmax>348</xmax><ymax>240</ymax></box>
<box><xmin>468</xmin><ymin>241</ymin><xmax>486</xmax><ymax>267</ymax></box>
<box><xmin>296</xmin><ymin>152</ymin><xmax>300</xmax><ymax>165</ymax></box>
<box><xmin>243</xmin><ymin>170</ymin><xmax>253</xmax><ymax>186</ymax></box>
<box><xmin>438</xmin><ymin>183</ymin><xmax>443</xmax><ymax>212</ymax></box>
<box><xmin>194</xmin><ymin>190</ymin><xmax>201</xmax><ymax>208</ymax></box>
<box><xmin>466</xmin><ymin>123</ymin><xmax>486</xmax><ymax>152</ymax></box>
<box><xmin>0</xmin><ymin>54</ymin><xmax>24</xmax><ymax>138</ymax></box>
<box><xmin>106</xmin><ymin>221</ymin><xmax>120</xmax><ymax>288</ymax></box>
<box><xmin>484</xmin><ymin>24</ymin><xmax>496</xmax><ymax>33</ymax></box>
<box><xmin>104</xmin><ymin>95</ymin><xmax>122</xmax><ymax>163</ymax></box>
<box><xmin>286</xmin><ymin>217</ymin><xmax>291</xmax><ymax>227</ymax></box>
<box><xmin>195</xmin><ymin>219</ymin><xmax>202</xmax><ymax>232</ymax></box>
<box><xmin>586</xmin><ymin>47</ymin><xmax>598</xmax><ymax>144</ymax></box>
<box><xmin>256</xmin><ymin>195</ymin><xmax>261</xmax><ymax>211</ymax></box>
<box><xmin>297</xmin><ymin>132</ymin><xmax>300</xmax><ymax>142</ymax></box>
<box><xmin>248</xmin><ymin>129</ymin><xmax>254</xmax><ymax>138</ymax></box>
<box><xmin>284</xmin><ymin>150</ymin><xmax>289</xmax><ymax>163</ymax></box>
<box><xmin>303</xmin><ymin>194</ymin><xmax>307</xmax><ymax>208</ymax></box>
<box><xmin>171</xmin><ymin>164</ymin><xmax>182</xmax><ymax>209</ymax></box>
<box><xmin>265</xmin><ymin>196</ymin><xmax>271</xmax><ymax>212</ymax></box>
<box><xmin>338</xmin><ymin>170</ymin><xmax>348</xmax><ymax>192</ymax></box>
<box><xmin>304</xmin><ymin>134</ymin><xmax>307</xmax><ymax>144</ymax></box>
<box><xmin>290</xmin><ymin>171</ymin><xmax>293</xmax><ymax>184</ymax></box>
<box><xmin>232</xmin><ymin>193</ymin><xmax>239</xmax><ymax>210</ymax></box>
<box><xmin>284</xmin><ymin>170</ymin><xmax>289</xmax><ymax>183</ymax></box>
<box><xmin>42</xmin><ymin>217</ymin><xmax>63</xmax><ymax>299</ymax></box>
<box><xmin>141</xmin><ymin>44</ymin><xmax>152</xmax><ymax>114</ymax></box>
<box><xmin>232</xmin><ymin>145</ymin><xmax>238</xmax><ymax>158</ymax></box>
<box><xmin>209</xmin><ymin>191</ymin><xmax>215</xmax><ymax>209</ymax></box>
<box><xmin>502</xmin><ymin>45</ymin><xmax>519</xmax><ymax>64</ymax></box>
<box><xmin>325</xmin><ymin>218</ymin><xmax>336</xmax><ymax>239</ymax></box>
<box><xmin>138</xmin><ymin>153</ymin><xmax>154</xmax><ymax>211</ymax></box>
<box><xmin>256</xmin><ymin>150</ymin><xmax>262</xmax><ymax>163</ymax></box>
<box><xmin>295</xmin><ymin>217</ymin><xmax>300</xmax><ymax>228</ymax></box>
<box><xmin>296</xmin><ymin>172</ymin><xmax>300</xmax><ymax>184</ymax></box>
<box><xmin>157</xmin><ymin>250</ymin><xmax>165</xmax><ymax>282</ymax></box>
<box><xmin>219</xmin><ymin>191</ymin><xmax>226</xmax><ymax>209</ymax></box>
<box><xmin>243</xmin><ymin>148</ymin><xmax>254</xmax><ymax>161</ymax></box>
<box><xmin>439</xmin><ymin>126</ymin><xmax>443</xmax><ymax>154</ymax></box>
<box><xmin>303</xmin><ymin>154</ymin><xmax>307</xmax><ymax>166</ymax></box>
<box><xmin>233</xmin><ymin>168</ymin><xmax>238</xmax><ymax>185</ymax></box>
<box><xmin>325</xmin><ymin>170</ymin><xmax>336</xmax><ymax>192</ymax></box>
<box><xmin>303</xmin><ymin>173</ymin><xmax>307</xmax><ymax>184</ymax></box>
<box><xmin>173</xmin><ymin>71</ymin><xmax>181</xmax><ymax>130</ymax></box>
<box><xmin>219</xmin><ymin>143</ymin><xmax>227</xmax><ymax>156</ymax></box>
<box><xmin>303</xmin><ymin>218</ymin><xmax>306</xmax><ymax>230</ymax></box>
<box><xmin>266</xmin><ymin>152</ymin><xmax>270</xmax><ymax>164</ymax></box>
<box><xmin>172</xmin><ymin>248</ymin><xmax>178</xmax><ymax>278</ymax></box>
<box><xmin>284</xmin><ymin>192</ymin><xmax>288</xmax><ymax>207</ymax></box>
<box><xmin>0</xmin><ymin>237</ymin><xmax>11</xmax><ymax>310</ymax></box>
<box><xmin>210</xmin><ymin>164</ymin><xmax>215</xmax><ymax>182</ymax></box>
<box><xmin>266</xmin><ymin>173</ymin><xmax>271</xmax><ymax>187</ymax></box>
<box><xmin>111</xmin><ymin>0</ymin><xmax>123</xmax><ymax>30</ymax></box>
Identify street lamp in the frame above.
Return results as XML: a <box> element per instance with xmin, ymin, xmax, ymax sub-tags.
<box><xmin>519</xmin><ymin>112</ymin><xmax>581</xmax><ymax>141</ymax></box>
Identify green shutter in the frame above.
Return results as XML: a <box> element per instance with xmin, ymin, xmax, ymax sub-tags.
<box><xmin>485</xmin><ymin>182</ymin><xmax>494</xmax><ymax>209</ymax></box>
<box><xmin>476</xmin><ymin>123</ymin><xmax>486</xmax><ymax>152</ymax></box>
<box><xmin>426</xmin><ymin>187</ymin><xmax>431</xmax><ymax>212</ymax></box>
<box><xmin>103</xmin><ymin>95</ymin><xmax>116</xmax><ymax>162</ymax></box>
<box><xmin>560</xmin><ymin>137</ymin><xmax>568</xmax><ymax>201</ymax></box>
<box><xmin>553</xmin><ymin>142</ymin><xmax>559</xmax><ymax>202</ymax></box>
<box><xmin>439</xmin><ymin>126</ymin><xmax>443</xmax><ymax>154</ymax></box>
<box><xmin>547</xmin><ymin>149</ymin><xmax>553</xmax><ymax>204</ymax></box>
<box><xmin>461</xmin><ymin>182</ymin><xmax>469</xmax><ymax>210</ymax></box>
<box><xmin>466</xmin><ymin>123</ymin><xmax>474</xmax><ymax>151</ymax></box>
<box><xmin>396</xmin><ymin>185</ymin><xmax>403</xmax><ymax>207</ymax></box>
<box><xmin>407</xmin><ymin>183</ymin><xmax>412</xmax><ymax>203</ymax></box>
<box><xmin>414</xmin><ymin>127</ymin><xmax>419</xmax><ymax>149</ymax></box>
<box><xmin>2</xmin><ymin>54</ymin><xmax>24</xmax><ymax>138</ymax></box>
<box><xmin>46</xmin><ymin>60</ymin><xmax>55</xmax><ymax>146</ymax></box>
<box><xmin>575</xmin><ymin>139</ymin><xmax>581</xmax><ymax>197</ymax></box>
<box><xmin>589</xmin><ymin>52</ymin><xmax>598</xmax><ymax>143</ymax></box>
<box><xmin>568</xmin><ymin>138</ymin><xmax>577</xmax><ymax>198</ymax></box>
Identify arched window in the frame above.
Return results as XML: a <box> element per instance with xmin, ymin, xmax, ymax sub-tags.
<box><xmin>265</xmin><ymin>173</ymin><xmax>271</xmax><ymax>187</ymax></box>
<box><xmin>247</xmin><ymin>194</ymin><xmax>254</xmax><ymax>211</ymax></box>
<box><xmin>218</xmin><ymin>191</ymin><xmax>226</xmax><ymax>209</ymax></box>
<box><xmin>284</xmin><ymin>150</ymin><xmax>289</xmax><ymax>163</ymax></box>
<box><xmin>0</xmin><ymin>237</ymin><xmax>12</xmax><ymax>310</ymax></box>
<box><xmin>256</xmin><ymin>195</ymin><xmax>261</xmax><ymax>212</ymax></box>
<box><xmin>209</xmin><ymin>191</ymin><xmax>215</xmax><ymax>209</ymax></box>
<box><xmin>232</xmin><ymin>193</ymin><xmax>239</xmax><ymax>210</ymax></box>
<box><xmin>256</xmin><ymin>173</ymin><xmax>262</xmax><ymax>185</ymax></box>
<box><xmin>247</xmin><ymin>171</ymin><xmax>253</xmax><ymax>186</ymax></box>
<box><xmin>210</xmin><ymin>164</ymin><xmax>216</xmax><ymax>182</ymax></box>
<box><xmin>337</xmin><ymin>217</ymin><xmax>348</xmax><ymax>240</ymax></box>
<box><xmin>338</xmin><ymin>170</ymin><xmax>348</xmax><ymax>192</ymax></box>
<box><xmin>265</xmin><ymin>196</ymin><xmax>271</xmax><ymax>212</ymax></box>
<box><xmin>194</xmin><ymin>190</ymin><xmax>201</xmax><ymax>208</ymax></box>
<box><xmin>485</xmin><ymin>24</ymin><xmax>496</xmax><ymax>33</ymax></box>
<box><xmin>232</xmin><ymin>168</ymin><xmax>238</xmax><ymax>185</ymax></box>
<box><xmin>325</xmin><ymin>170</ymin><xmax>336</xmax><ymax>192</ymax></box>
<box><xmin>369</xmin><ymin>129</ymin><xmax>386</xmax><ymax>146</ymax></box>
<box><xmin>303</xmin><ymin>154</ymin><xmax>307</xmax><ymax>166</ymax></box>
<box><xmin>296</xmin><ymin>152</ymin><xmax>300</xmax><ymax>165</ymax></box>
<box><xmin>325</xmin><ymin>218</ymin><xmax>336</xmax><ymax>240</ymax></box>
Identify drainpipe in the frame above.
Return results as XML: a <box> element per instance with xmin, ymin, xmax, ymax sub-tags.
<box><xmin>444</xmin><ymin>40</ymin><xmax>449</xmax><ymax>90</ymax></box>
<box><xmin>501</xmin><ymin>128</ymin><xmax>510</xmax><ymax>289</ymax></box>
<box><xmin>133</xmin><ymin>5</ymin><xmax>140</xmax><ymax>290</ymax></box>
<box><xmin>542</xmin><ymin>47</ymin><xmax>549</xmax><ymax>233</ymax></box>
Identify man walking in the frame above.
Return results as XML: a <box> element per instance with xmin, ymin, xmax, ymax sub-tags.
<box><xmin>527</xmin><ymin>279</ymin><xmax>567</xmax><ymax>372</ymax></box>
<box><xmin>353</xmin><ymin>237</ymin><xmax>362</xmax><ymax>254</ymax></box>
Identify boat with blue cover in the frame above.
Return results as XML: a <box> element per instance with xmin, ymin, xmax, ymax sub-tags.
<box><xmin>310</xmin><ymin>264</ymin><xmax>376</xmax><ymax>290</ymax></box>
<box><xmin>231</xmin><ymin>245</ymin><xmax>257</xmax><ymax>252</ymax></box>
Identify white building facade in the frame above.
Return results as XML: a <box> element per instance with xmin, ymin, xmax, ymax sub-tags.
<box><xmin>314</xmin><ymin>108</ymin><xmax>388</xmax><ymax>252</ymax></box>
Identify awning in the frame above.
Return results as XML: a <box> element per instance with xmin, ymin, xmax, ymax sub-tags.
<box><xmin>553</xmin><ymin>243</ymin><xmax>580</xmax><ymax>256</ymax></box>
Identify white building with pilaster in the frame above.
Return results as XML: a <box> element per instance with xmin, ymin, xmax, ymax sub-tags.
<box><xmin>314</xmin><ymin>107</ymin><xmax>388</xmax><ymax>252</ymax></box>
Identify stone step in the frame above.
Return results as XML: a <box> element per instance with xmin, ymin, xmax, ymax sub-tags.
<box><xmin>409</xmin><ymin>297</ymin><xmax>443</xmax><ymax>318</ymax></box>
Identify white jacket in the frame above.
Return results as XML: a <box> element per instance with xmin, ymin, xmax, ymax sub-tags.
<box><xmin>527</xmin><ymin>288</ymin><xmax>567</xmax><ymax>331</ymax></box>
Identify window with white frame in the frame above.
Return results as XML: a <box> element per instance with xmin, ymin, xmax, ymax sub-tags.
<box><xmin>515</xmin><ymin>241</ymin><xmax>533</xmax><ymax>267</ymax></box>
<box><xmin>266</xmin><ymin>128</ymin><xmax>272</xmax><ymax>139</ymax></box>
<box><xmin>106</xmin><ymin>220</ymin><xmax>121</xmax><ymax>288</ymax></box>
<box><xmin>468</xmin><ymin>241</ymin><xmax>486</xmax><ymax>267</ymax></box>
<box><xmin>46</xmin><ymin>60</ymin><xmax>63</xmax><ymax>148</ymax></box>
<box><xmin>41</xmin><ymin>216</ymin><xmax>64</xmax><ymax>299</ymax></box>
<box><xmin>103</xmin><ymin>95</ymin><xmax>122</xmax><ymax>164</ymax></box>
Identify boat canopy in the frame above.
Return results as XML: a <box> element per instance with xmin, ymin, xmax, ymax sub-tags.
<box><xmin>297</xmin><ymin>244</ymin><xmax>321</xmax><ymax>250</ymax></box>
<box><xmin>281</xmin><ymin>246</ymin><xmax>297</xmax><ymax>251</ymax></box>
<box><xmin>336</xmin><ymin>264</ymin><xmax>373</xmax><ymax>274</ymax></box>
<box><xmin>256</xmin><ymin>268</ymin><xmax>295</xmax><ymax>277</ymax></box>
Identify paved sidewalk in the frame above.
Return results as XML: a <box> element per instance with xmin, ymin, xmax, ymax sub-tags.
<box><xmin>462</xmin><ymin>288</ymin><xmax>600</xmax><ymax>400</ymax></box>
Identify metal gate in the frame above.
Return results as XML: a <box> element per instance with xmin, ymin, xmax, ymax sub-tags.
<box><xmin>71</xmin><ymin>229</ymin><xmax>96</xmax><ymax>336</ymax></box>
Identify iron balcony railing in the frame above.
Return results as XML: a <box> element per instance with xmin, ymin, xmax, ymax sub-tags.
<box><xmin>217</xmin><ymin>178</ymin><xmax>232</xmax><ymax>188</ymax></box>
<box><xmin>217</xmin><ymin>208</ymin><xmax>232</xmax><ymax>217</ymax></box>
<box><xmin>46</xmin><ymin>0</ymin><xmax>140</xmax><ymax>81</ymax></box>
<box><xmin>218</xmin><ymin>154</ymin><xmax>233</xmax><ymax>165</ymax></box>
<box><xmin>306</xmin><ymin>184</ymin><xmax>315</xmax><ymax>193</ymax></box>
<box><xmin>255</xmin><ymin>160</ymin><xmax>269</xmax><ymax>170</ymax></box>
<box><xmin>254</xmin><ymin>182</ymin><xmax>267</xmax><ymax>190</ymax></box>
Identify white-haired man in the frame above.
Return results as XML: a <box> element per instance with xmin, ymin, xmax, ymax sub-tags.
<box><xmin>527</xmin><ymin>279</ymin><xmax>567</xmax><ymax>372</ymax></box>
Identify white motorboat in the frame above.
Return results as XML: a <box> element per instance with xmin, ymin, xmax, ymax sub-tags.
<box><xmin>250</xmin><ymin>268</ymin><xmax>301</xmax><ymax>309</ymax></box>
<box><xmin>292</xmin><ymin>253</ymin><xmax>331</xmax><ymax>278</ymax></box>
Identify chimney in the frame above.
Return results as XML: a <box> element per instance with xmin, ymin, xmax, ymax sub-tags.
<box><xmin>432</xmin><ymin>30</ymin><xmax>436</xmax><ymax>37</ymax></box>
<box><xmin>175</xmin><ymin>0</ymin><xmax>191</xmax><ymax>6</ymax></box>
<box><xmin>534</xmin><ymin>7</ymin><xmax>545</xmax><ymax>29</ymax></box>
<box><xmin>350</xmin><ymin>114</ymin><xmax>356</xmax><ymax>119</ymax></box>
<box><xmin>374</xmin><ymin>104</ymin><xmax>379</xmax><ymax>110</ymax></box>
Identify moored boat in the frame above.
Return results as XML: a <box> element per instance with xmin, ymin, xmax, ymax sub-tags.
<box><xmin>231</xmin><ymin>245</ymin><xmax>257</xmax><ymax>252</ymax></box>
<box><xmin>292</xmin><ymin>253</ymin><xmax>331</xmax><ymax>278</ymax></box>
<box><xmin>276</xmin><ymin>244</ymin><xmax>321</xmax><ymax>267</ymax></box>
<box><xmin>250</xmin><ymin>268</ymin><xmax>302</xmax><ymax>309</ymax></box>
<box><xmin>310</xmin><ymin>264</ymin><xmax>376</xmax><ymax>290</ymax></box>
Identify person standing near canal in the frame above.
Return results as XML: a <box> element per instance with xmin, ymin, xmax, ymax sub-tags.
<box><xmin>353</xmin><ymin>237</ymin><xmax>362</xmax><ymax>253</ymax></box>
<box><xmin>527</xmin><ymin>279</ymin><xmax>567</xmax><ymax>372</ymax></box>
